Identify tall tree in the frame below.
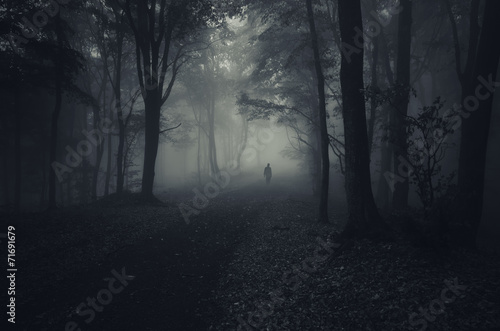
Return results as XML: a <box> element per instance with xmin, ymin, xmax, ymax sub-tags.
<box><xmin>375</xmin><ymin>30</ymin><xmax>396</xmax><ymax>212</ymax></box>
<box><xmin>454</xmin><ymin>0</ymin><xmax>500</xmax><ymax>247</ymax></box>
<box><xmin>119</xmin><ymin>0</ymin><xmax>221</xmax><ymax>198</ymax></box>
<box><xmin>338</xmin><ymin>0</ymin><xmax>383</xmax><ymax>236</ymax></box>
<box><xmin>305</xmin><ymin>0</ymin><xmax>330</xmax><ymax>223</ymax></box>
<box><xmin>391</xmin><ymin>0</ymin><xmax>413</xmax><ymax>210</ymax></box>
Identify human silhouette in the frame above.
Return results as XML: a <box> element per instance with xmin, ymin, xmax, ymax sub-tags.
<box><xmin>264</xmin><ymin>163</ymin><xmax>272</xmax><ymax>185</ymax></box>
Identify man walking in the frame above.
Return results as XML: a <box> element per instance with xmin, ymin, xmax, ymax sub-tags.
<box><xmin>264</xmin><ymin>163</ymin><xmax>272</xmax><ymax>185</ymax></box>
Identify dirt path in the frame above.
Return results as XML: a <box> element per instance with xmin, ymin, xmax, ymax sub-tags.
<box><xmin>17</xmin><ymin>179</ymin><xmax>295</xmax><ymax>331</ymax></box>
<box><xmin>10</xmin><ymin>177</ymin><xmax>500</xmax><ymax>330</ymax></box>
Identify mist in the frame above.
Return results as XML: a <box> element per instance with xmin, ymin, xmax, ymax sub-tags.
<box><xmin>1</xmin><ymin>0</ymin><xmax>499</xmax><ymax>330</ymax></box>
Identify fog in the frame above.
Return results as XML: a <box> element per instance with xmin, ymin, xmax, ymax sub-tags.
<box><xmin>154</xmin><ymin>121</ymin><xmax>303</xmax><ymax>189</ymax></box>
<box><xmin>2</xmin><ymin>0</ymin><xmax>500</xmax><ymax>329</ymax></box>
<box><xmin>2</xmin><ymin>0</ymin><xmax>499</xmax><ymax>248</ymax></box>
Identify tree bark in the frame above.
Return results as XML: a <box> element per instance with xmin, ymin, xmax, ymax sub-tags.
<box><xmin>113</xmin><ymin>12</ymin><xmax>126</xmax><ymax>194</ymax></box>
<box><xmin>375</xmin><ymin>31</ymin><xmax>395</xmax><ymax>212</ymax></box>
<box><xmin>14</xmin><ymin>87</ymin><xmax>21</xmax><ymax>212</ymax></box>
<box><xmin>48</xmin><ymin>16</ymin><xmax>64</xmax><ymax>210</ymax></box>
<box><xmin>141</xmin><ymin>89</ymin><xmax>162</xmax><ymax>197</ymax></box>
<box><xmin>338</xmin><ymin>0</ymin><xmax>383</xmax><ymax>236</ymax></box>
<box><xmin>104</xmin><ymin>106</ymin><xmax>113</xmax><ymax>196</ymax></box>
<box><xmin>91</xmin><ymin>101</ymin><xmax>105</xmax><ymax>201</ymax></box>
<box><xmin>457</xmin><ymin>0</ymin><xmax>500</xmax><ymax>247</ymax></box>
<box><xmin>306</xmin><ymin>0</ymin><xmax>330</xmax><ymax>223</ymax></box>
<box><xmin>367</xmin><ymin>36</ymin><xmax>379</xmax><ymax>155</ymax></box>
<box><xmin>235</xmin><ymin>114</ymin><xmax>249</xmax><ymax>171</ymax></box>
<box><xmin>122</xmin><ymin>1</ymin><xmax>181</xmax><ymax>199</ymax></box>
<box><xmin>391</xmin><ymin>0</ymin><xmax>412</xmax><ymax>210</ymax></box>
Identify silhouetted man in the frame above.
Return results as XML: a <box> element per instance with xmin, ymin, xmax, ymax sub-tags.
<box><xmin>264</xmin><ymin>163</ymin><xmax>272</xmax><ymax>185</ymax></box>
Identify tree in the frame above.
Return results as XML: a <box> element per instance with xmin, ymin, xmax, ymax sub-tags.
<box><xmin>305</xmin><ymin>0</ymin><xmax>330</xmax><ymax>223</ymax></box>
<box><xmin>390</xmin><ymin>0</ymin><xmax>413</xmax><ymax>210</ymax></box>
<box><xmin>118</xmin><ymin>0</ymin><xmax>227</xmax><ymax>198</ymax></box>
<box><xmin>337</xmin><ymin>0</ymin><xmax>384</xmax><ymax>237</ymax></box>
<box><xmin>453</xmin><ymin>0</ymin><xmax>500</xmax><ymax>247</ymax></box>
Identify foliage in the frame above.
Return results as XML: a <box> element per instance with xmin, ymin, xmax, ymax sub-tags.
<box><xmin>404</xmin><ymin>97</ymin><xmax>457</xmax><ymax>211</ymax></box>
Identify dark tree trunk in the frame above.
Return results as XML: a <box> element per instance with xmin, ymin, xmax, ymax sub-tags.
<box><xmin>376</xmin><ymin>112</ymin><xmax>393</xmax><ymax>212</ymax></box>
<box><xmin>235</xmin><ymin>114</ymin><xmax>249</xmax><ymax>171</ymax></box>
<box><xmin>457</xmin><ymin>0</ymin><xmax>500</xmax><ymax>247</ymax></box>
<box><xmin>306</xmin><ymin>0</ymin><xmax>330</xmax><ymax>223</ymax></box>
<box><xmin>376</xmin><ymin>31</ymin><xmax>395</xmax><ymax>212</ymax></box>
<box><xmin>91</xmin><ymin>103</ymin><xmax>105</xmax><ymax>201</ymax></box>
<box><xmin>207</xmin><ymin>97</ymin><xmax>220</xmax><ymax>175</ymax></box>
<box><xmin>40</xmin><ymin>135</ymin><xmax>47</xmax><ymax>209</ymax></box>
<box><xmin>142</xmin><ymin>90</ymin><xmax>162</xmax><ymax>198</ymax></box>
<box><xmin>14</xmin><ymin>87</ymin><xmax>21</xmax><ymax>212</ymax></box>
<box><xmin>48</xmin><ymin>17</ymin><xmax>64</xmax><ymax>210</ymax></box>
<box><xmin>308</xmin><ymin>70</ymin><xmax>322</xmax><ymax>197</ymax></box>
<box><xmin>2</xmin><ymin>147</ymin><xmax>10</xmax><ymax>208</ymax></box>
<box><xmin>104</xmin><ymin>109</ymin><xmax>113</xmax><ymax>196</ymax></box>
<box><xmin>115</xmin><ymin>88</ymin><xmax>125</xmax><ymax>194</ymax></box>
<box><xmin>367</xmin><ymin>36</ymin><xmax>379</xmax><ymax>155</ymax></box>
<box><xmin>122</xmin><ymin>1</ymin><xmax>187</xmax><ymax>199</ymax></box>
<box><xmin>113</xmin><ymin>15</ymin><xmax>126</xmax><ymax>194</ymax></box>
<box><xmin>338</xmin><ymin>0</ymin><xmax>383</xmax><ymax>236</ymax></box>
<box><xmin>197</xmin><ymin>122</ymin><xmax>202</xmax><ymax>185</ymax></box>
<box><xmin>391</xmin><ymin>0</ymin><xmax>412</xmax><ymax>210</ymax></box>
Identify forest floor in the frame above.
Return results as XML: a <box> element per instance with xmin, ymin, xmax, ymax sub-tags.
<box><xmin>2</xmin><ymin>174</ymin><xmax>500</xmax><ymax>331</ymax></box>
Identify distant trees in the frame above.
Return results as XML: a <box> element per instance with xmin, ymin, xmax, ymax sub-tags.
<box><xmin>1</xmin><ymin>0</ymin><xmax>498</xmax><ymax>250</ymax></box>
<box><xmin>0</xmin><ymin>1</ymin><xmax>85</xmax><ymax>210</ymax></box>
<box><xmin>179</xmin><ymin>25</ymin><xmax>242</xmax><ymax>183</ymax></box>
<box><xmin>236</xmin><ymin>0</ymin><xmax>344</xmax><ymax>222</ymax></box>
<box><xmin>117</xmin><ymin>0</ymin><xmax>238</xmax><ymax>198</ymax></box>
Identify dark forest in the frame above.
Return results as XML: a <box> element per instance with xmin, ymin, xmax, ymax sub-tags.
<box><xmin>1</xmin><ymin>0</ymin><xmax>499</xmax><ymax>330</ymax></box>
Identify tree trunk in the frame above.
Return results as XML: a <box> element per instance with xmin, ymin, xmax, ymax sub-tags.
<box><xmin>457</xmin><ymin>0</ymin><xmax>500</xmax><ymax>247</ymax></box>
<box><xmin>40</xmin><ymin>135</ymin><xmax>47</xmax><ymax>210</ymax></box>
<box><xmin>115</xmin><ymin>90</ymin><xmax>125</xmax><ymax>194</ymax></box>
<box><xmin>2</xmin><ymin>147</ymin><xmax>10</xmax><ymax>208</ymax></box>
<box><xmin>376</xmin><ymin>31</ymin><xmax>395</xmax><ymax>211</ymax></box>
<box><xmin>48</xmin><ymin>17</ymin><xmax>64</xmax><ymax>210</ymax></box>
<box><xmin>91</xmin><ymin>103</ymin><xmax>105</xmax><ymax>201</ymax></box>
<box><xmin>391</xmin><ymin>0</ymin><xmax>412</xmax><ymax>210</ymax></box>
<box><xmin>338</xmin><ymin>0</ymin><xmax>383</xmax><ymax>237</ymax></box>
<box><xmin>306</xmin><ymin>0</ymin><xmax>330</xmax><ymax>223</ymax></box>
<box><xmin>104</xmin><ymin>111</ymin><xmax>113</xmax><ymax>196</ymax></box>
<box><xmin>367</xmin><ymin>36</ymin><xmax>379</xmax><ymax>155</ymax></box>
<box><xmin>197</xmin><ymin>122</ymin><xmax>202</xmax><ymax>185</ymax></box>
<box><xmin>14</xmin><ymin>87</ymin><xmax>21</xmax><ymax>212</ymax></box>
<box><xmin>208</xmin><ymin>103</ymin><xmax>220</xmax><ymax>175</ymax></box>
<box><xmin>114</xmin><ymin>18</ymin><xmax>126</xmax><ymax>194</ymax></box>
<box><xmin>141</xmin><ymin>89</ymin><xmax>161</xmax><ymax>198</ymax></box>
<box><xmin>235</xmin><ymin>114</ymin><xmax>249</xmax><ymax>171</ymax></box>
<box><xmin>308</xmin><ymin>70</ymin><xmax>322</xmax><ymax>197</ymax></box>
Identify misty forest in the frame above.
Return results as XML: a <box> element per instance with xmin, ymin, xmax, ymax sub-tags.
<box><xmin>1</xmin><ymin>0</ymin><xmax>500</xmax><ymax>330</ymax></box>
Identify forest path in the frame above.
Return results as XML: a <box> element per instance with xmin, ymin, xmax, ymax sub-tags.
<box><xmin>81</xmin><ymin>178</ymin><xmax>316</xmax><ymax>330</ymax></box>
<box><xmin>11</xmin><ymin>177</ymin><xmax>500</xmax><ymax>331</ymax></box>
<box><xmin>83</xmin><ymin>191</ymin><xmax>262</xmax><ymax>331</ymax></box>
<box><xmin>17</xmin><ymin>177</ymin><xmax>306</xmax><ymax>331</ymax></box>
